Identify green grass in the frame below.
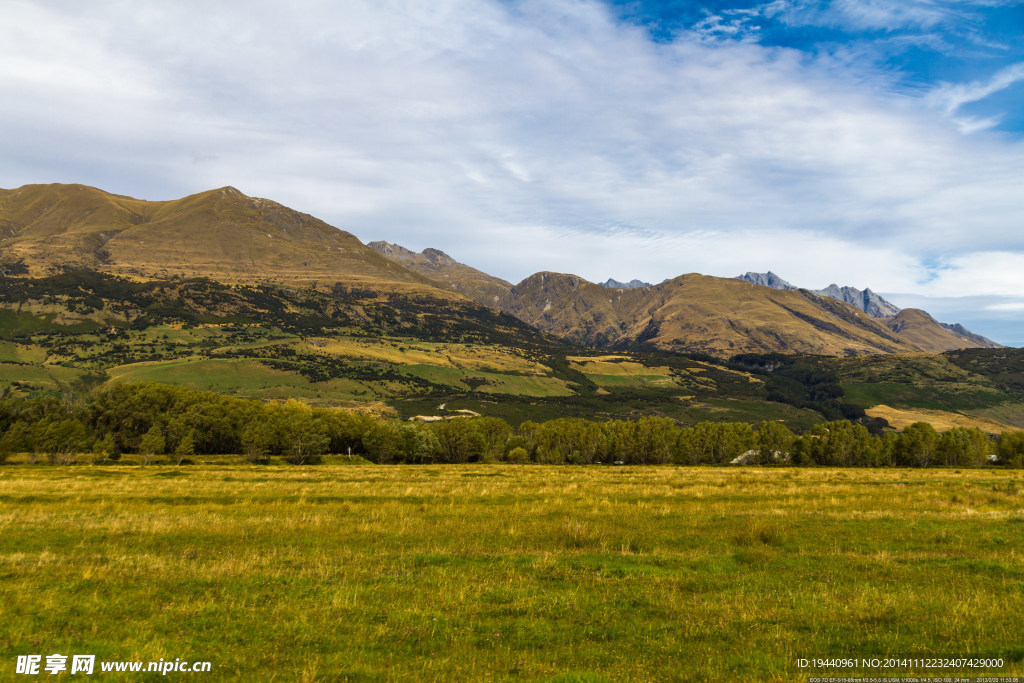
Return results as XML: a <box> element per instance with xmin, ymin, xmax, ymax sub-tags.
<box><xmin>972</xmin><ymin>402</ymin><xmax>1024</xmax><ymax>429</ymax></box>
<box><xmin>2</xmin><ymin>466</ymin><xmax>1022</xmax><ymax>681</ymax></box>
<box><xmin>0</xmin><ymin>362</ymin><xmax>95</xmax><ymax>391</ymax></box>
<box><xmin>581</xmin><ymin>373</ymin><xmax>681</xmax><ymax>392</ymax></box>
<box><xmin>0</xmin><ymin>341</ymin><xmax>46</xmax><ymax>364</ymax></box>
<box><xmin>842</xmin><ymin>381</ymin><xmax>1007</xmax><ymax>411</ymax></box>
<box><xmin>401</xmin><ymin>365</ymin><xmax>574</xmax><ymax>398</ymax></box>
<box><xmin>104</xmin><ymin>358</ymin><xmax>374</xmax><ymax>403</ymax></box>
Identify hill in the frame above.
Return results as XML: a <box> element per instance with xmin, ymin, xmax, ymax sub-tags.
<box><xmin>498</xmin><ymin>271</ymin><xmax>990</xmax><ymax>356</ymax></box>
<box><xmin>367</xmin><ymin>241</ymin><xmax>511</xmax><ymax>307</ymax></box>
<box><xmin>367</xmin><ymin>246</ymin><xmax>998</xmax><ymax>356</ymax></box>
<box><xmin>0</xmin><ymin>184</ymin><xmax>439</xmax><ymax>290</ymax></box>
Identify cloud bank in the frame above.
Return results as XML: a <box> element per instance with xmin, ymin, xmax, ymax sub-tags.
<box><xmin>1</xmin><ymin>0</ymin><xmax>1022</xmax><ymax>342</ymax></box>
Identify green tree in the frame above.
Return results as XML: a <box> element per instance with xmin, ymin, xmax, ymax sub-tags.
<box><xmin>0</xmin><ymin>421</ymin><xmax>32</xmax><ymax>462</ymax></box>
<box><xmin>362</xmin><ymin>421</ymin><xmax>405</xmax><ymax>464</ymax></box>
<box><xmin>398</xmin><ymin>422</ymin><xmax>440</xmax><ymax>464</ymax></box>
<box><xmin>681</xmin><ymin>422</ymin><xmax>754</xmax><ymax>464</ymax></box>
<box><xmin>507</xmin><ymin>446</ymin><xmax>529</xmax><ymax>464</ymax></box>
<box><xmin>632</xmin><ymin>417</ymin><xmax>678</xmax><ymax>465</ymax></box>
<box><xmin>533</xmin><ymin>418</ymin><xmax>603</xmax><ymax>464</ymax></box>
<box><xmin>433</xmin><ymin>419</ymin><xmax>486</xmax><ymax>463</ymax></box>
<box><xmin>241</xmin><ymin>421</ymin><xmax>274</xmax><ymax>464</ymax></box>
<box><xmin>896</xmin><ymin>422</ymin><xmax>939</xmax><ymax>467</ymax></box>
<box><xmin>90</xmin><ymin>432</ymin><xmax>117</xmax><ymax>464</ymax></box>
<box><xmin>516</xmin><ymin>421</ymin><xmax>542</xmax><ymax>461</ymax></box>
<box><xmin>936</xmin><ymin>427</ymin><xmax>989</xmax><ymax>467</ymax></box>
<box><xmin>996</xmin><ymin>431</ymin><xmax>1024</xmax><ymax>467</ymax></box>
<box><xmin>800</xmin><ymin>421</ymin><xmax>875</xmax><ymax>467</ymax></box>
<box><xmin>273</xmin><ymin>401</ymin><xmax>329</xmax><ymax>464</ymax></box>
<box><xmin>754</xmin><ymin>421</ymin><xmax>795</xmax><ymax>465</ymax></box>
<box><xmin>139</xmin><ymin>424</ymin><xmax>166</xmax><ymax>465</ymax></box>
<box><xmin>323</xmin><ymin>411</ymin><xmax>373</xmax><ymax>457</ymax></box>
<box><xmin>474</xmin><ymin>417</ymin><xmax>511</xmax><ymax>462</ymax></box>
<box><xmin>37</xmin><ymin>418</ymin><xmax>89</xmax><ymax>465</ymax></box>
<box><xmin>174</xmin><ymin>429</ymin><xmax>196</xmax><ymax>465</ymax></box>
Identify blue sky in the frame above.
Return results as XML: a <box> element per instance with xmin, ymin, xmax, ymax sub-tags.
<box><xmin>1</xmin><ymin>0</ymin><xmax>1023</xmax><ymax>344</ymax></box>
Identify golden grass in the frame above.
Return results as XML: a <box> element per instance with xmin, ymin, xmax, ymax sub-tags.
<box><xmin>866</xmin><ymin>404</ymin><xmax>1021</xmax><ymax>433</ymax></box>
<box><xmin>567</xmin><ymin>358</ymin><xmax>674</xmax><ymax>376</ymax></box>
<box><xmin>308</xmin><ymin>338</ymin><xmax>546</xmax><ymax>374</ymax></box>
<box><xmin>1</xmin><ymin>465</ymin><xmax>1023</xmax><ymax>681</ymax></box>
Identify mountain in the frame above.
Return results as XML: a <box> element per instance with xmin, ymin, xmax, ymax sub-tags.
<box><xmin>498</xmin><ymin>271</ymin><xmax>975</xmax><ymax>356</ymax></box>
<box><xmin>737</xmin><ymin>271</ymin><xmax>899</xmax><ymax>316</ymax></box>
<box><xmin>887</xmin><ymin>309</ymin><xmax>1003</xmax><ymax>350</ymax></box>
<box><xmin>498</xmin><ymin>271</ymin><xmax>1005</xmax><ymax>355</ymax></box>
<box><xmin>367</xmin><ymin>241</ymin><xmax>511</xmax><ymax>307</ymax></box>
<box><xmin>0</xmin><ymin>183</ymin><xmax>437</xmax><ymax>290</ymax></box>
<box><xmin>600</xmin><ymin>278</ymin><xmax>652</xmax><ymax>289</ymax></box>
<box><xmin>1</xmin><ymin>184</ymin><xmax>1002</xmax><ymax>358</ymax></box>
<box><xmin>736</xmin><ymin>270</ymin><xmax>999</xmax><ymax>348</ymax></box>
<box><xmin>816</xmin><ymin>284</ymin><xmax>901</xmax><ymax>318</ymax></box>
<box><xmin>940</xmin><ymin>322</ymin><xmax>1003</xmax><ymax>349</ymax></box>
<box><xmin>736</xmin><ymin>271</ymin><xmax>796</xmax><ymax>290</ymax></box>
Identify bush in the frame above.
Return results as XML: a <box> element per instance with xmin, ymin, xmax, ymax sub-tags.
<box><xmin>507</xmin><ymin>446</ymin><xmax>529</xmax><ymax>464</ymax></box>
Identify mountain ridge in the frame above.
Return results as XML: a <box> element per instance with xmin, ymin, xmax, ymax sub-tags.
<box><xmin>735</xmin><ymin>271</ymin><xmax>998</xmax><ymax>348</ymax></box>
<box><xmin>368</xmin><ymin>244</ymin><xmax>1001</xmax><ymax>355</ymax></box>
<box><xmin>736</xmin><ymin>271</ymin><xmax>900</xmax><ymax>317</ymax></box>
<box><xmin>0</xmin><ymin>183</ymin><xmax>1006</xmax><ymax>357</ymax></box>
<box><xmin>0</xmin><ymin>183</ymin><xmax>445</xmax><ymax>293</ymax></box>
<box><xmin>366</xmin><ymin>241</ymin><xmax>512</xmax><ymax>307</ymax></box>
<box><xmin>600</xmin><ymin>278</ymin><xmax>652</xmax><ymax>289</ymax></box>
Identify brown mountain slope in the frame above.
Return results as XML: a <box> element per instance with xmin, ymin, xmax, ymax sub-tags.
<box><xmin>498</xmin><ymin>272</ymin><xmax>993</xmax><ymax>356</ymax></box>
<box><xmin>368</xmin><ymin>241</ymin><xmax>512</xmax><ymax>307</ymax></box>
<box><xmin>882</xmin><ymin>308</ymin><xmax>1003</xmax><ymax>352</ymax></box>
<box><xmin>0</xmin><ymin>183</ymin><xmax>438</xmax><ymax>290</ymax></box>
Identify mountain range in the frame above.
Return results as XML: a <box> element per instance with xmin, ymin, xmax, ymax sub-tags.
<box><xmin>600</xmin><ymin>278</ymin><xmax>653</xmax><ymax>289</ymax></box>
<box><xmin>366</xmin><ymin>244</ymin><xmax>1000</xmax><ymax>355</ymax></box>
<box><xmin>736</xmin><ymin>271</ymin><xmax>902</xmax><ymax>318</ymax></box>
<box><xmin>0</xmin><ymin>183</ymin><xmax>1003</xmax><ymax>356</ymax></box>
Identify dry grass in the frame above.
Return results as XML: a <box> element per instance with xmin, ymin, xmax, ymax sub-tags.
<box><xmin>1</xmin><ymin>465</ymin><xmax>1023</xmax><ymax>681</ymax></box>
<box><xmin>866</xmin><ymin>404</ymin><xmax>1021</xmax><ymax>432</ymax></box>
<box><xmin>310</xmin><ymin>337</ymin><xmax>545</xmax><ymax>374</ymax></box>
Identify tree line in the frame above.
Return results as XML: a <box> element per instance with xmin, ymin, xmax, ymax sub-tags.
<box><xmin>1</xmin><ymin>382</ymin><xmax>1022</xmax><ymax>467</ymax></box>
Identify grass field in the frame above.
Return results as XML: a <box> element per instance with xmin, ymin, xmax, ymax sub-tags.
<box><xmin>864</xmin><ymin>404</ymin><xmax>1021</xmax><ymax>433</ymax></box>
<box><xmin>2</xmin><ymin>465</ymin><xmax>1023</xmax><ymax>681</ymax></box>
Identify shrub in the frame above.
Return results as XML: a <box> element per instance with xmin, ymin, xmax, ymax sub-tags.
<box><xmin>507</xmin><ymin>446</ymin><xmax>529</xmax><ymax>464</ymax></box>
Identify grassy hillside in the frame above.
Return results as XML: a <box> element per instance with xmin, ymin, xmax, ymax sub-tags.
<box><xmin>0</xmin><ymin>272</ymin><xmax>837</xmax><ymax>427</ymax></box>
<box><xmin>815</xmin><ymin>350</ymin><xmax>1024</xmax><ymax>430</ymax></box>
<box><xmin>368</xmin><ymin>241</ymin><xmax>512</xmax><ymax>308</ymax></box>
<box><xmin>0</xmin><ymin>183</ymin><xmax>443</xmax><ymax>289</ymax></box>
<box><xmin>499</xmin><ymin>272</ymin><xmax>985</xmax><ymax>356</ymax></box>
<box><xmin>1</xmin><ymin>270</ymin><xmax>1019</xmax><ymax>431</ymax></box>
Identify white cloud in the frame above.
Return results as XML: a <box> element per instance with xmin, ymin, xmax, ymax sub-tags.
<box><xmin>765</xmin><ymin>0</ymin><xmax>979</xmax><ymax>33</ymax></box>
<box><xmin>986</xmin><ymin>302</ymin><xmax>1024</xmax><ymax>312</ymax></box>
<box><xmin>915</xmin><ymin>251</ymin><xmax>1024</xmax><ymax>297</ymax></box>
<box><xmin>926</xmin><ymin>61</ymin><xmax>1024</xmax><ymax>131</ymax></box>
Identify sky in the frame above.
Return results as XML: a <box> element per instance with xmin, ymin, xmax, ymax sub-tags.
<box><xmin>2</xmin><ymin>0</ymin><xmax>1023</xmax><ymax>345</ymax></box>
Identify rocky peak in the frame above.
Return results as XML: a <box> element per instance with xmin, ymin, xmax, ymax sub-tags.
<box><xmin>600</xmin><ymin>278</ymin><xmax>651</xmax><ymax>289</ymax></box>
<box><xmin>421</xmin><ymin>248</ymin><xmax>455</xmax><ymax>265</ymax></box>
<box><xmin>817</xmin><ymin>284</ymin><xmax>901</xmax><ymax>318</ymax></box>
<box><xmin>736</xmin><ymin>271</ymin><xmax>796</xmax><ymax>290</ymax></box>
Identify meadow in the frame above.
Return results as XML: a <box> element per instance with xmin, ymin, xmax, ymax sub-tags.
<box><xmin>2</xmin><ymin>465</ymin><xmax>1023</xmax><ymax>681</ymax></box>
